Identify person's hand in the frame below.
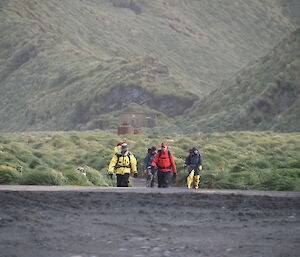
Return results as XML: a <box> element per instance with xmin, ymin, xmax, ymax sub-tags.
<box><xmin>199</xmin><ymin>165</ymin><xmax>203</xmax><ymax>171</ymax></box>
<box><xmin>134</xmin><ymin>173</ymin><xmax>138</xmax><ymax>178</ymax></box>
<box><xmin>183</xmin><ymin>164</ymin><xmax>187</xmax><ymax>168</ymax></box>
<box><xmin>144</xmin><ymin>169</ymin><xmax>147</xmax><ymax>175</ymax></box>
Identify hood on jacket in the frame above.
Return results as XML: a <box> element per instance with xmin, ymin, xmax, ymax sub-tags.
<box><xmin>161</xmin><ymin>142</ymin><xmax>168</xmax><ymax>151</ymax></box>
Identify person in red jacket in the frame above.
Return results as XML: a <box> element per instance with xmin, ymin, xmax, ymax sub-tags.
<box><xmin>151</xmin><ymin>142</ymin><xmax>177</xmax><ymax>188</ymax></box>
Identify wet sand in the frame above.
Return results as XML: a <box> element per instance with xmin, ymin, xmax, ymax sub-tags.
<box><xmin>0</xmin><ymin>184</ymin><xmax>299</xmax><ymax>257</ymax></box>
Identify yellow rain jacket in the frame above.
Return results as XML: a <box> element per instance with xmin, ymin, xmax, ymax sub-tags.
<box><xmin>108</xmin><ymin>151</ymin><xmax>137</xmax><ymax>175</ymax></box>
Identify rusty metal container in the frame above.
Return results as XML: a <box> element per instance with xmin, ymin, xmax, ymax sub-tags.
<box><xmin>134</xmin><ymin>128</ymin><xmax>144</xmax><ymax>135</ymax></box>
<box><xmin>118</xmin><ymin>122</ymin><xmax>134</xmax><ymax>135</ymax></box>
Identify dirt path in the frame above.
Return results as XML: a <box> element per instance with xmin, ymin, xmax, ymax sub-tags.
<box><xmin>0</xmin><ymin>184</ymin><xmax>300</xmax><ymax>257</ymax></box>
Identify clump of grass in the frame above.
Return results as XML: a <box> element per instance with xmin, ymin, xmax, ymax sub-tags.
<box><xmin>60</xmin><ymin>166</ymin><xmax>91</xmax><ymax>186</ymax></box>
<box><xmin>218</xmin><ymin>171</ymin><xmax>260</xmax><ymax>190</ymax></box>
<box><xmin>200</xmin><ymin>170</ymin><xmax>225</xmax><ymax>189</ymax></box>
<box><xmin>258</xmin><ymin>169</ymin><xmax>300</xmax><ymax>191</ymax></box>
<box><xmin>0</xmin><ymin>165</ymin><xmax>22</xmax><ymax>184</ymax></box>
<box><xmin>85</xmin><ymin>166</ymin><xmax>115</xmax><ymax>187</ymax></box>
<box><xmin>0</xmin><ymin>131</ymin><xmax>299</xmax><ymax>191</ymax></box>
<box><xmin>21</xmin><ymin>168</ymin><xmax>66</xmax><ymax>186</ymax></box>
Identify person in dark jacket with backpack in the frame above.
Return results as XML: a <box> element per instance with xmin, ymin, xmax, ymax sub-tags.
<box><xmin>151</xmin><ymin>142</ymin><xmax>177</xmax><ymax>188</ymax></box>
<box><xmin>184</xmin><ymin>147</ymin><xmax>203</xmax><ymax>189</ymax></box>
<box><xmin>144</xmin><ymin>146</ymin><xmax>157</xmax><ymax>187</ymax></box>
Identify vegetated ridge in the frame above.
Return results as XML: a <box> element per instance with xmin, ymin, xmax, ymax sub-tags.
<box><xmin>185</xmin><ymin>28</ymin><xmax>300</xmax><ymax>133</ymax></box>
<box><xmin>0</xmin><ymin>0</ymin><xmax>299</xmax><ymax>131</ymax></box>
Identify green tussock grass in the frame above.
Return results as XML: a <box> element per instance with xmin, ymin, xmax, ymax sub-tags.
<box><xmin>0</xmin><ymin>131</ymin><xmax>300</xmax><ymax>191</ymax></box>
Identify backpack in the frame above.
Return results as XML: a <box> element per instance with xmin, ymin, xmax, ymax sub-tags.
<box><xmin>115</xmin><ymin>152</ymin><xmax>132</xmax><ymax>168</ymax></box>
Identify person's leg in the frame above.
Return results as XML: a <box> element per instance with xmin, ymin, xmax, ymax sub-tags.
<box><xmin>122</xmin><ymin>173</ymin><xmax>130</xmax><ymax>187</ymax></box>
<box><xmin>162</xmin><ymin>172</ymin><xmax>170</xmax><ymax>188</ymax></box>
<box><xmin>187</xmin><ymin>170</ymin><xmax>194</xmax><ymax>189</ymax></box>
<box><xmin>116</xmin><ymin>174</ymin><xmax>122</xmax><ymax>187</ymax></box>
<box><xmin>150</xmin><ymin>168</ymin><xmax>156</xmax><ymax>187</ymax></box>
<box><xmin>193</xmin><ymin>175</ymin><xmax>200</xmax><ymax>189</ymax></box>
<box><xmin>157</xmin><ymin>170</ymin><xmax>163</xmax><ymax>188</ymax></box>
<box><xmin>146</xmin><ymin>168</ymin><xmax>152</xmax><ymax>187</ymax></box>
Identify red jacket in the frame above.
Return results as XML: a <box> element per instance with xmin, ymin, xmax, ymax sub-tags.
<box><xmin>152</xmin><ymin>148</ymin><xmax>177</xmax><ymax>173</ymax></box>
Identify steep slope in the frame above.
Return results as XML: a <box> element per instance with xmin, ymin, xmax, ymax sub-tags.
<box><xmin>0</xmin><ymin>0</ymin><xmax>298</xmax><ymax>131</ymax></box>
<box><xmin>0</xmin><ymin>55</ymin><xmax>196</xmax><ymax>131</ymax></box>
<box><xmin>185</xmin><ymin>28</ymin><xmax>300</xmax><ymax>132</ymax></box>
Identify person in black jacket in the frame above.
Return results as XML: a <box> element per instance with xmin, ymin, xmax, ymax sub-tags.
<box><xmin>143</xmin><ymin>146</ymin><xmax>157</xmax><ymax>187</ymax></box>
<box><xmin>184</xmin><ymin>147</ymin><xmax>203</xmax><ymax>189</ymax></box>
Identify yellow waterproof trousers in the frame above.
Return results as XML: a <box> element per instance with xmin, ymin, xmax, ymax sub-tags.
<box><xmin>187</xmin><ymin>170</ymin><xmax>200</xmax><ymax>189</ymax></box>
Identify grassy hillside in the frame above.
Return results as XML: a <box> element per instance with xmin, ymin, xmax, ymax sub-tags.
<box><xmin>0</xmin><ymin>0</ymin><xmax>299</xmax><ymax>131</ymax></box>
<box><xmin>185</xmin><ymin>28</ymin><xmax>300</xmax><ymax>133</ymax></box>
<box><xmin>1</xmin><ymin>131</ymin><xmax>300</xmax><ymax>191</ymax></box>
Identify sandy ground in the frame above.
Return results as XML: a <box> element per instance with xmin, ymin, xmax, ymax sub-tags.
<box><xmin>0</xmin><ymin>180</ymin><xmax>300</xmax><ymax>257</ymax></box>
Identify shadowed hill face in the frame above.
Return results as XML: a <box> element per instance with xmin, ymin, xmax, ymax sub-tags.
<box><xmin>0</xmin><ymin>0</ymin><xmax>298</xmax><ymax>131</ymax></box>
<box><xmin>185</xmin><ymin>28</ymin><xmax>300</xmax><ymax>133</ymax></box>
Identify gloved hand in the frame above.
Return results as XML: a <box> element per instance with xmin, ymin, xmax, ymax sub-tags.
<box><xmin>134</xmin><ymin>173</ymin><xmax>138</xmax><ymax>178</ymax></box>
<box><xmin>108</xmin><ymin>173</ymin><xmax>113</xmax><ymax>179</ymax></box>
<box><xmin>173</xmin><ymin>173</ymin><xmax>177</xmax><ymax>182</ymax></box>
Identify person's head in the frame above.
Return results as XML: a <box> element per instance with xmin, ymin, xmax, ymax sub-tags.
<box><xmin>191</xmin><ymin>147</ymin><xmax>199</xmax><ymax>154</ymax></box>
<box><xmin>161</xmin><ymin>142</ymin><xmax>168</xmax><ymax>151</ymax></box>
<box><xmin>150</xmin><ymin>146</ymin><xmax>157</xmax><ymax>154</ymax></box>
<box><xmin>121</xmin><ymin>143</ymin><xmax>129</xmax><ymax>152</ymax></box>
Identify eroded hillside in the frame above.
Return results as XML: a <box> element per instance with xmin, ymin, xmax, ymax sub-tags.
<box><xmin>0</xmin><ymin>0</ymin><xmax>298</xmax><ymax>131</ymax></box>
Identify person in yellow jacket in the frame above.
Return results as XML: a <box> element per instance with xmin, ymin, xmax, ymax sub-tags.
<box><xmin>108</xmin><ymin>143</ymin><xmax>138</xmax><ymax>187</ymax></box>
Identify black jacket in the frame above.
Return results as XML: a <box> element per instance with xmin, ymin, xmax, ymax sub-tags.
<box><xmin>185</xmin><ymin>153</ymin><xmax>202</xmax><ymax>174</ymax></box>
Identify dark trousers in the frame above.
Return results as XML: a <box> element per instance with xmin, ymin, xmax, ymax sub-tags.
<box><xmin>157</xmin><ymin>170</ymin><xmax>170</xmax><ymax>188</ymax></box>
<box><xmin>147</xmin><ymin>167</ymin><xmax>157</xmax><ymax>187</ymax></box>
<box><xmin>116</xmin><ymin>174</ymin><xmax>130</xmax><ymax>187</ymax></box>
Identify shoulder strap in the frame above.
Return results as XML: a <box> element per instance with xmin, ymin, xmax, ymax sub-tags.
<box><xmin>158</xmin><ymin>149</ymin><xmax>171</xmax><ymax>159</ymax></box>
<box><xmin>115</xmin><ymin>153</ymin><xmax>120</xmax><ymax>164</ymax></box>
<box><xmin>158</xmin><ymin>149</ymin><xmax>161</xmax><ymax>158</ymax></box>
<box><xmin>115</xmin><ymin>152</ymin><xmax>132</xmax><ymax>166</ymax></box>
